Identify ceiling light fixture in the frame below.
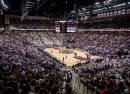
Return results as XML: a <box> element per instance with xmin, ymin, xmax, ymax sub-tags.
<box><xmin>1</xmin><ymin>0</ymin><xmax>8</xmax><ymax>9</ymax></box>
<box><xmin>95</xmin><ymin>2</ymin><xmax>99</xmax><ymax>5</ymax></box>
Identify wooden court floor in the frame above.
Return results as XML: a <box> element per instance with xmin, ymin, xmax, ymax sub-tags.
<box><xmin>44</xmin><ymin>47</ymin><xmax>87</xmax><ymax>66</ymax></box>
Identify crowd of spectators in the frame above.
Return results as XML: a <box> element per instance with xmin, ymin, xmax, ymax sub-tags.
<box><xmin>0</xmin><ymin>31</ymin><xmax>73</xmax><ymax>94</ymax></box>
<box><xmin>52</xmin><ymin>32</ymin><xmax>130</xmax><ymax>57</ymax></box>
<box><xmin>13</xmin><ymin>31</ymin><xmax>130</xmax><ymax>58</ymax></box>
<box><xmin>1</xmin><ymin>24</ymin><xmax>130</xmax><ymax>94</ymax></box>
<box><xmin>24</xmin><ymin>31</ymin><xmax>130</xmax><ymax>57</ymax></box>
<box><xmin>8</xmin><ymin>16</ymin><xmax>130</xmax><ymax>57</ymax></box>
<box><xmin>73</xmin><ymin>55</ymin><xmax>130</xmax><ymax>94</ymax></box>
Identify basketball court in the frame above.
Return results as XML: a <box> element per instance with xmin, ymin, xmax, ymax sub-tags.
<box><xmin>44</xmin><ymin>47</ymin><xmax>101</xmax><ymax>66</ymax></box>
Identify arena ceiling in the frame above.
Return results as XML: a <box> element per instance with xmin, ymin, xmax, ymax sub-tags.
<box><xmin>0</xmin><ymin>0</ymin><xmax>127</xmax><ymax>20</ymax></box>
<box><xmin>1</xmin><ymin>0</ymin><xmax>105</xmax><ymax>17</ymax></box>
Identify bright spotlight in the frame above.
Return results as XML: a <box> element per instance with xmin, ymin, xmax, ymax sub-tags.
<box><xmin>1</xmin><ymin>0</ymin><xmax>8</xmax><ymax>9</ymax></box>
<box><xmin>95</xmin><ymin>2</ymin><xmax>99</xmax><ymax>5</ymax></box>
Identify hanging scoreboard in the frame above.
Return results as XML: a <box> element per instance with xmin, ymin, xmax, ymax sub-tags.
<box><xmin>55</xmin><ymin>21</ymin><xmax>78</xmax><ymax>32</ymax></box>
<box><xmin>67</xmin><ymin>21</ymin><xmax>77</xmax><ymax>32</ymax></box>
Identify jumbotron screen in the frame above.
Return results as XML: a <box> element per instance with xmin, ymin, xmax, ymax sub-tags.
<box><xmin>55</xmin><ymin>27</ymin><xmax>60</xmax><ymax>32</ymax></box>
<box><xmin>67</xmin><ymin>27</ymin><xmax>76</xmax><ymax>32</ymax></box>
<box><xmin>55</xmin><ymin>21</ymin><xmax>77</xmax><ymax>32</ymax></box>
<box><xmin>67</xmin><ymin>21</ymin><xmax>77</xmax><ymax>32</ymax></box>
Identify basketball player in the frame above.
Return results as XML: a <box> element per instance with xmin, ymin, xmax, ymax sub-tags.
<box><xmin>63</xmin><ymin>57</ymin><xmax>64</xmax><ymax>63</ymax></box>
<box><xmin>66</xmin><ymin>55</ymin><xmax>67</xmax><ymax>59</ymax></box>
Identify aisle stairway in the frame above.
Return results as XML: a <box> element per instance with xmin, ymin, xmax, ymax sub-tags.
<box><xmin>71</xmin><ymin>71</ymin><xmax>95</xmax><ymax>94</ymax></box>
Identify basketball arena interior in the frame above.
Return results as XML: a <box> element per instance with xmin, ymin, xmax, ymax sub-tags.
<box><xmin>0</xmin><ymin>0</ymin><xmax>130</xmax><ymax>94</ymax></box>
